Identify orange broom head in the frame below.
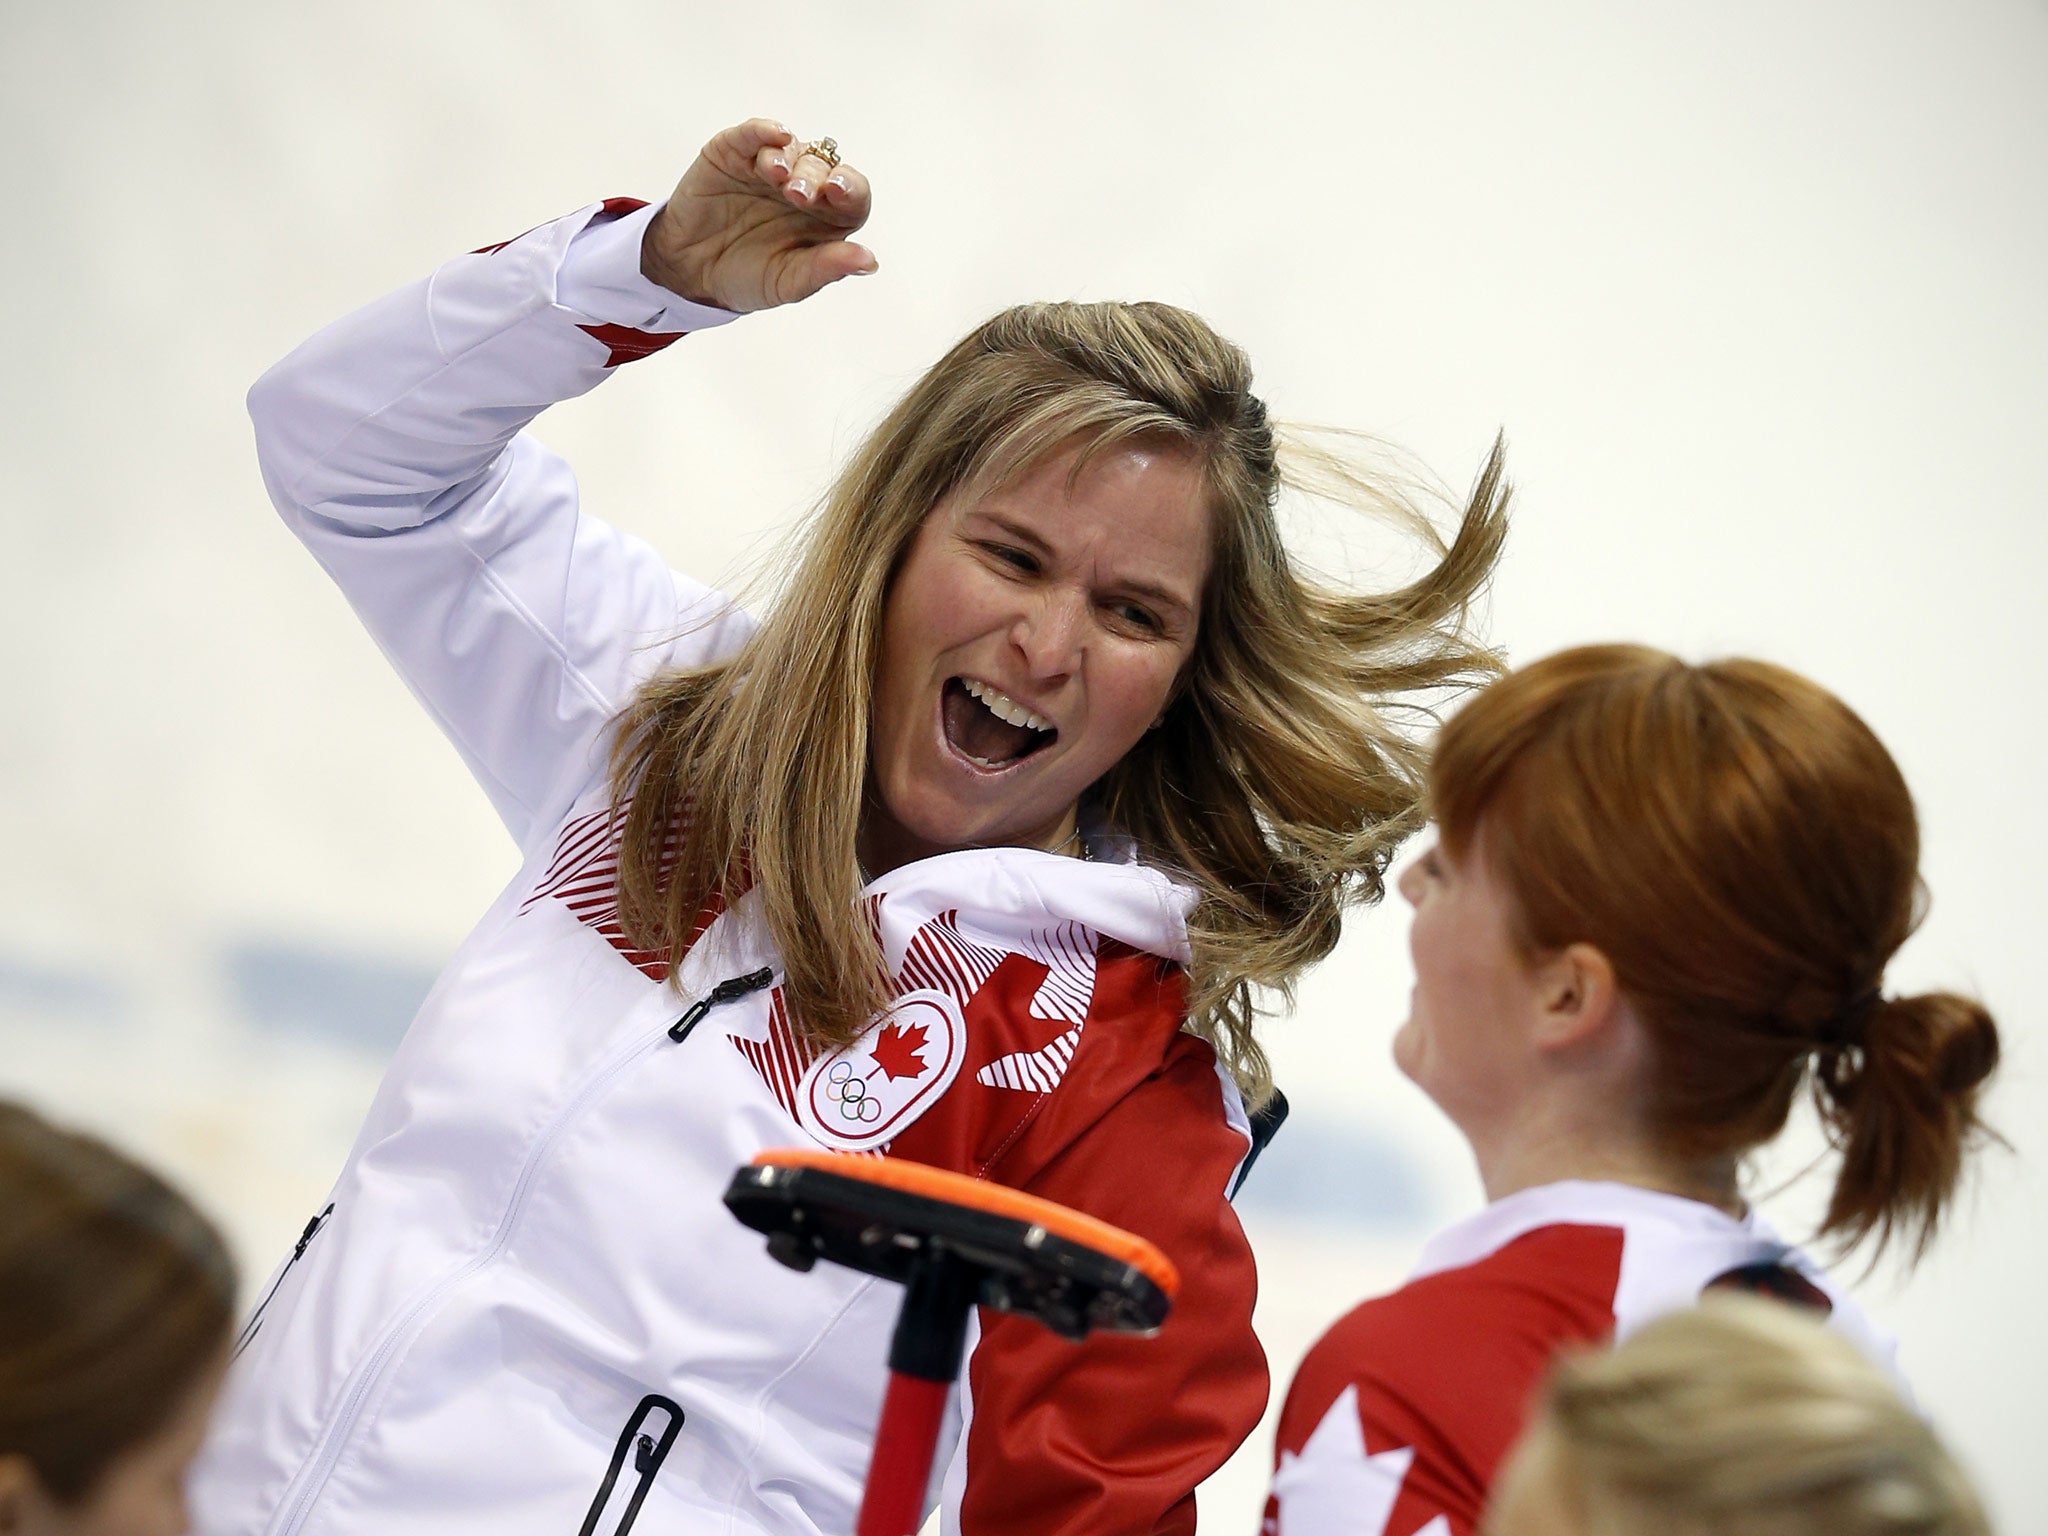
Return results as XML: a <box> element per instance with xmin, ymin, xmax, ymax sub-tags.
<box><xmin>749</xmin><ymin>1147</ymin><xmax>1180</xmax><ymax>1301</ymax></box>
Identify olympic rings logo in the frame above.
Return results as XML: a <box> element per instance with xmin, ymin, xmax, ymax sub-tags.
<box><xmin>823</xmin><ymin>1060</ymin><xmax>883</xmax><ymax>1123</ymax></box>
<box><xmin>798</xmin><ymin>988</ymin><xmax>964</xmax><ymax>1147</ymax></box>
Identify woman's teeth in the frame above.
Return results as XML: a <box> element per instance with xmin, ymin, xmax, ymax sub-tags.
<box><xmin>962</xmin><ymin>678</ymin><xmax>1053</xmax><ymax>734</ymax></box>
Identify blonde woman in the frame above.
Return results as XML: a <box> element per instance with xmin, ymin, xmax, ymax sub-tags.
<box><xmin>192</xmin><ymin>119</ymin><xmax>1506</xmax><ymax>1536</ymax></box>
<box><xmin>1264</xmin><ymin>645</ymin><xmax>1999</xmax><ymax>1536</ymax></box>
<box><xmin>1484</xmin><ymin>1297</ymin><xmax>1993</xmax><ymax>1536</ymax></box>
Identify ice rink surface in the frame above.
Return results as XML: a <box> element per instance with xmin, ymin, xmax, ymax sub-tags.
<box><xmin>3</xmin><ymin>1</ymin><xmax>2044</xmax><ymax>1528</ymax></box>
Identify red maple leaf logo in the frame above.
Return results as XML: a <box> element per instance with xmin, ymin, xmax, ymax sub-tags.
<box><xmin>868</xmin><ymin>1021</ymin><xmax>930</xmax><ymax>1083</ymax></box>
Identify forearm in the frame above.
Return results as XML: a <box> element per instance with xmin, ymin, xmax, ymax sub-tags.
<box><xmin>244</xmin><ymin>198</ymin><xmax>751</xmax><ymax>846</ymax></box>
<box><xmin>248</xmin><ymin>199</ymin><xmax>736</xmax><ymax>532</ymax></box>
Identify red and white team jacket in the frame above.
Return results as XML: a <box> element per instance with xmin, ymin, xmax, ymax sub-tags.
<box><xmin>189</xmin><ymin>199</ymin><xmax>1267</xmax><ymax>1536</ymax></box>
<box><xmin>1261</xmin><ymin>1180</ymin><xmax>1901</xmax><ymax>1536</ymax></box>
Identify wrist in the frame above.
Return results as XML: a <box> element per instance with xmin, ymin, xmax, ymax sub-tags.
<box><xmin>638</xmin><ymin>206</ymin><xmax>726</xmax><ymax>310</ymax></box>
<box><xmin>558</xmin><ymin>200</ymin><xmax>741</xmax><ymax>333</ymax></box>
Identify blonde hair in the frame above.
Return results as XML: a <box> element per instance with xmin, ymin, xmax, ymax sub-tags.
<box><xmin>1495</xmin><ymin>1297</ymin><xmax>1991</xmax><ymax>1536</ymax></box>
<box><xmin>612</xmin><ymin>301</ymin><xmax>1507</xmax><ymax>1095</ymax></box>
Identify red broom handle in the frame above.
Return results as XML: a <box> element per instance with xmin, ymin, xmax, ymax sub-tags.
<box><xmin>856</xmin><ymin>1370</ymin><xmax>952</xmax><ymax>1536</ymax></box>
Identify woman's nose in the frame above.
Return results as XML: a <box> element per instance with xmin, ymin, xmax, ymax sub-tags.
<box><xmin>1010</xmin><ymin>591</ymin><xmax>1084</xmax><ymax>679</ymax></box>
<box><xmin>1397</xmin><ymin>859</ymin><xmax>1424</xmax><ymax>907</ymax></box>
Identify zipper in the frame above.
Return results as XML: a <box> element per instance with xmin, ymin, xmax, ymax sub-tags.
<box><xmin>232</xmin><ymin>1203</ymin><xmax>335</xmax><ymax>1361</ymax></box>
<box><xmin>668</xmin><ymin>966</ymin><xmax>774</xmax><ymax>1041</ymax></box>
<box><xmin>575</xmin><ymin>1394</ymin><xmax>685</xmax><ymax>1536</ymax></box>
<box><xmin>267</xmin><ymin>970</ymin><xmax>774</xmax><ymax>1536</ymax></box>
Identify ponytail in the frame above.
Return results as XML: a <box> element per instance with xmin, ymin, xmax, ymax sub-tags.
<box><xmin>1813</xmin><ymin>990</ymin><xmax>2002</xmax><ymax>1262</ymax></box>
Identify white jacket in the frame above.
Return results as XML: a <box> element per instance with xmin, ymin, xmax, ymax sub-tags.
<box><xmin>192</xmin><ymin>200</ymin><xmax>1267</xmax><ymax>1536</ymax></box>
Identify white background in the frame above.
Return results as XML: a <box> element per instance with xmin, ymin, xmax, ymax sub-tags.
<box><xmin>2</xmin><ymin>2</ymin><xmax>2043</xmax><ymax>1529</ymax></box>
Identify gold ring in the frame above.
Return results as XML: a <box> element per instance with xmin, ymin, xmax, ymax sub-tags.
<box><xmin>799</xmin><ymin>137</ymin><xmax>841</xmax><ymax>170</ymax></box>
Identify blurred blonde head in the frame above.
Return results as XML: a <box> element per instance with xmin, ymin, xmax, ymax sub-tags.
<box><xmin>1486</xmin><ymin>1297</ymin><xmax>1991</xmax><ymax>1536</ymax></box>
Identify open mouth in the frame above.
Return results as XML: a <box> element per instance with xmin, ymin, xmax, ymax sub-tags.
<box><xmin>941</xmin><ymin>677</ymin><xmax>1057</xmax><ymax>769</ymax></box>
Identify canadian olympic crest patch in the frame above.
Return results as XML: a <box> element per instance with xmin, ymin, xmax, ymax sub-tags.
<box><xmin>796</xmin><ymin>989</ymin><xmax>966</xmax><ymax>1152</ymax></box>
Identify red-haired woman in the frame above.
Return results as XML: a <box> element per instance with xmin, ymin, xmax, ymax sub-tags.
<box><xmin>1262</xmin><ymin>644</ymin><xmax>2000</xmax><ymax>1536</ymax></box>
<box><xmin>0</xmin><ymin>1100</ymin><xmax>237</xmax><ymax>1536</ymax></box>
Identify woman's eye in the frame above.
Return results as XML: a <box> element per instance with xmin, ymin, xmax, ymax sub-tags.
<box><xmin>1111</xmin><ymin>602</ymin><xmax>1163</xmax><ymax>634</ymax></box>
<box><xmin>983</xmin><ymin>543</ymin><xmax>1037</xmax><ymax>573</ymax></box>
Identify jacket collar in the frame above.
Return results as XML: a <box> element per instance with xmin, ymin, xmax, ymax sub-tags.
<box><xmin>1409</xmin><ymin>1179</ymin><xmax>1782</xmax><ymax>1282</ymax></box>
<box><xmin>862</xmin><ymin>844</ymin><xmax>1195</xmax><ymax>967</ymax></box>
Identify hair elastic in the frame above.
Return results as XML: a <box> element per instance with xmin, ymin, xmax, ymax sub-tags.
<box><xmin>1816</xmin><ymin>985</ymin><xmax>1884</xmax><ymax>1050</ymax></box>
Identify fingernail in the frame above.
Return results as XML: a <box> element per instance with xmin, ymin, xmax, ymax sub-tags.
<box><xmin>789</xmin><ymin>177</ymin><xmax>812</xmax><ymax>197</ymax></box>
<box><xmin>826</xmin><ymin>173</ymin><xmax>850</xmax><ymax>193</ymax></box>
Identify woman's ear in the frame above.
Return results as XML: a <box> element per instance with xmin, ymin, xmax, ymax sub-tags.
<box><xmin>1532</xmin><ymin>942</ymin><xmax>1620</xmax><ymax>1053</ymax></box>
